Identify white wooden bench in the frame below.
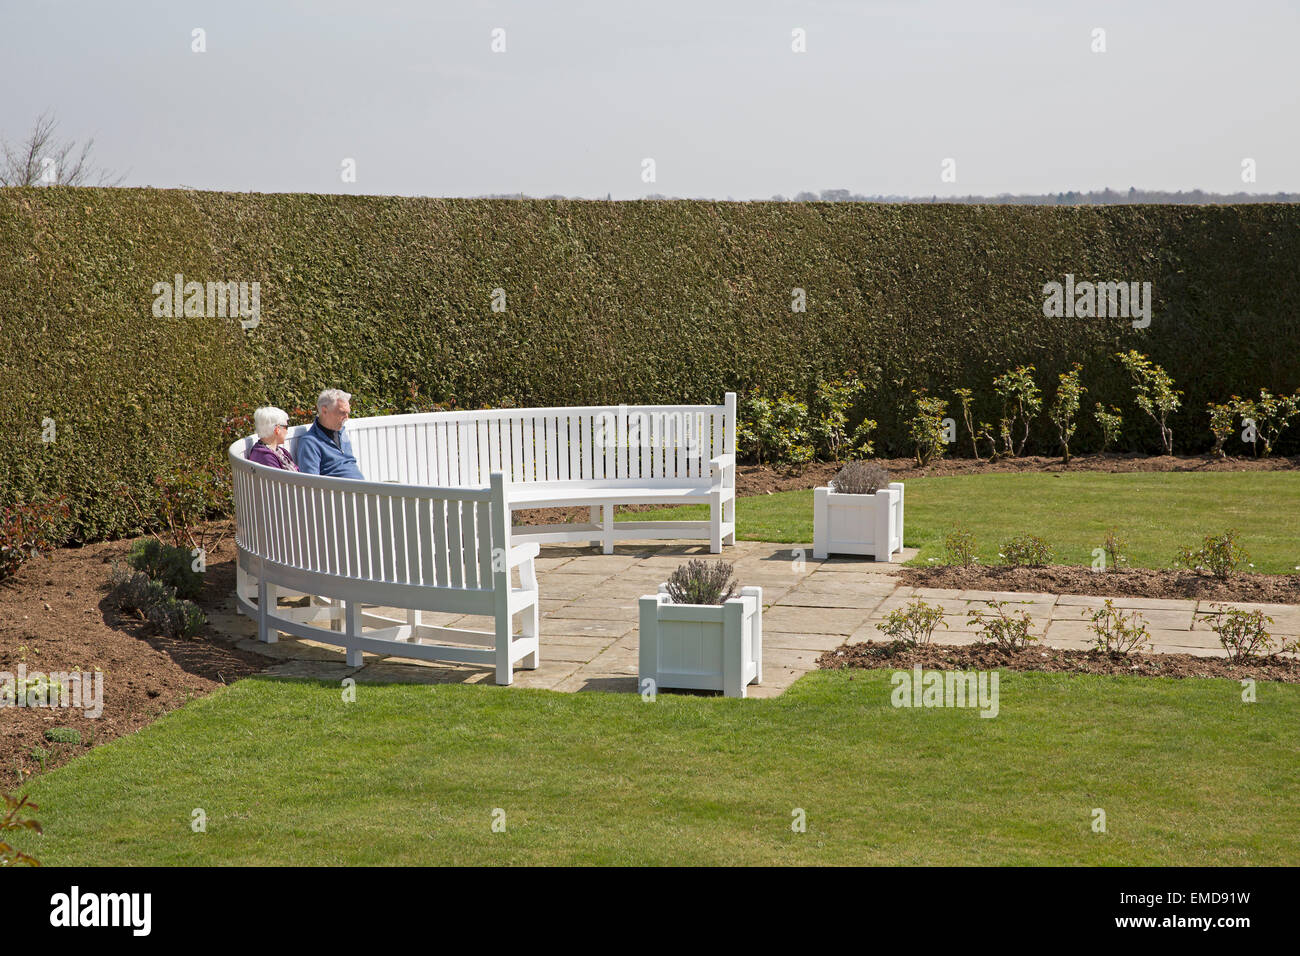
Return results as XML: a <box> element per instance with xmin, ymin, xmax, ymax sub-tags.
<box><xmin>229</xmin><ymin>395</ymin><xmax>736</xmax><ymax>684</ymax></box>
<box><xmin>229</xmin><ymin>462</ymin><xmax>540</xmax><ymax>684</ymax></box>
<box><xmin>339</xmin><ymin>395</ymin><xmax>738</xmax><ymax>553</ymax></box>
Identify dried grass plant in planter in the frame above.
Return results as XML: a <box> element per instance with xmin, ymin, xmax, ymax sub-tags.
<box><xmin>639</xmin><ymin>559</ymin><xmax>762</xmax><ymax>698</ymax></box>
<box><xmin>813</xmin><ymin>461</ymin><xmax>905</xmax><ymax>560</ymax></box>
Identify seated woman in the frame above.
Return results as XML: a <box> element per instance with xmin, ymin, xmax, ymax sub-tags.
<box><xmin>247</xmin><ymin>406</ymin><xmax>299</xmax><ymax>471</ymax></box>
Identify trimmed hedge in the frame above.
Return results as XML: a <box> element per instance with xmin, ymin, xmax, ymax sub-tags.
<box><xmin>2</xmin><ymin>188</ymin><xmax>1299</xmax><ymax>542</ymax></box>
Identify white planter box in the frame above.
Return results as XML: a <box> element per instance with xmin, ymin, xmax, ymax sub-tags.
<box><xmin>638</xmin><ymin>585</ymin><xmax>763</xmax><ymax>698</ymax></box>
<box><xmin>812</xmin><ymin>481</ymin><xmax>904</xmax><ymax>560</ymax></box>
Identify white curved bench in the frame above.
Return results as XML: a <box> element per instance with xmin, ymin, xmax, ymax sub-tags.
<box><xmin>337</xmin><ymin>395</ymin><xmax>738</xmax><ymax>553</ymax></box>
<box><xmin>229</xmin><ymin>396</ymin><xmax>737</xmax><ymax>684</ymax></box>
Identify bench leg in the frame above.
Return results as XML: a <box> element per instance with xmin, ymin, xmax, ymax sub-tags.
<box><xmin>521</xmin><ymin>604</ymin><xmax>540</xmax><ymax>669</ymax></box>
<box><xmin>602</xmin><ymin>504</ymin><xmax>614</xmax><ymax>555</ymax></box>
<box><xmin>520</xmin><ymin>559</ymin><xmax>540</xmax><ymax>669</ymax></box>
<box><xmin>345</xmin><ymin>601</ymin><xmax>363</xmax><ymax>667</ymax></box>
<box><xmin>236</xmin><ymin>564</ymin><xmax>254</xmax><ymax>614</ymax></box>
<box><xmin>494</xmin><ymin>592</ymin><xmax>514</xmax><ymax>685</ymax></box>
<box><xmin>710</xmin><ymin>491</ymin><xmax>723</xmax><ymax>553</ymax></box>
<box><xmin>589</xmin><ymin>506</ymin><xmax>601</xmax><ymax>550</ymax></box>
<box><xmin>257</xmin><ymin>578</ymin><xmax>278</xmax><ymax>644</ymax></box>
<box><xmin>495</xmin><ymin>644</ymin><xmax>514</xmax><ymax>685</ymax></box>
<box><xmin>723</xmin><ymin>495</ymin><xmax>737</xmax><ymax>546</ymax></box>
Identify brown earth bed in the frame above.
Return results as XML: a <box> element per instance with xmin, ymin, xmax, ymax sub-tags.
<box><xmin>0</xmin><ymin>520</ymin><xmax>270</xmax><ymax>788</ymax></box>
<box><xmin>902</xmin><ymin>564</ymin><xmax>1300</xmax><ymax>605</ymax></box>
<box><xmin>820</xmin><ymin>640</ymin><xmax>1300</xmax><ymax>683</ymax></box>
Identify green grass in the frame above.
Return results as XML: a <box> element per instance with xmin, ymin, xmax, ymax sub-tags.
<box><xmin>13</xmin><ymin>671</ymin><xmax>1300</xmax><ymax>865</ymax></box>
<box><xmin>629</xmin><ymin>472</ymin><xmax>1300</xmax><ymax>572</ymax></box>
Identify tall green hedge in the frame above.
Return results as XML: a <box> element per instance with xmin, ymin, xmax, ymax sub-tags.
<box><xmin>2</xmin><ymin>188</ymin><xmax>1298</xmax><ymax>542</ymax></box>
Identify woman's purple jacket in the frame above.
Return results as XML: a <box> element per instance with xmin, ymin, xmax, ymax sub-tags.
<box><xmin>247</xmin><ymin>440</ymin><xmax>299</xmax><ymax>471</ymax></box>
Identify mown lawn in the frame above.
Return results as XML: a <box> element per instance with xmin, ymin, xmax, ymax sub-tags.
<box><xmin>630</xmin><ymin>472</ymin><xmax>1300</xmax><ymax>572</ymax></box>
<box><xmin>14</xmin><ymin>670</ymin><xmax>1299</xmax><ymax>865</ymax></box>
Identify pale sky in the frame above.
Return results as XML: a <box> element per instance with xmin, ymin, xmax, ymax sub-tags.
<box><xmin>2</xmin><ymin>0</ymin><xmax>1297</xmax><ymax>198</ymax></box>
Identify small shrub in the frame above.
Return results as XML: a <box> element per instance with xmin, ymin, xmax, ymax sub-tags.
<box><xmin>107</xmin><ymin>562</ymin><xmax>142</xmax><ymax>602</ymax></box>
<box><xmin>127</xmin><ymin>538</ymin><xmax>203</xmax><ymax>600</ymax></box>
<box><xmin>829</xmin><ymin>460</ymin><xmax>890</xmax><ymax>495</ymax></box>
<box><xmin>738</xmin><ymin>391</ymin><xmax>813</xmax><ymax>466</ymax></box>
<box><xmin>955</xmin><ymin>387</ymin><xmax>998</xmax><ymax>460</ymax></box>
<box><xmin>1102</xmin><ymin>528</ymin><xmax>1128</xmax><ymax>572</ymax></box>
<box><xmin>1094</xmin><ymin>403</ymin><xmax>1123</xmax><ymax>452</ymax></box>
<box><xmin>1000</xmin><ymin>534</ymin><xmax>1053</xmax><ymax>566</ymax></box>
<box><xmin>967</xmin><ymin>600</ymin><xmax>1040</xmax><ymax>652</ymax></box>
<box><xmin>2</xmin><ymin>675</ymin><xmax>65</xmax><ymax>708</ymax></box>
<box><xmin>1174</xmin><ymin>529</ymin><xmax>1249</xmax><ymax>580</ymax></box>
<box><xmin>0</xmin><ymin>497</ymin><xmax>70</xmax><ymax>582</ymax></box>
<box><xmin>1049</xmin><ymin>363</ymin><xmax>1086</xmax><ymax>464</ymax></box>
<box><xmin>43</xmin><ymin>727</ymin><xmax>81</xmax><ymax>745</ymax></box>
<box><xmin>1196</xmin><ymin>604</ymin><xmax>1295</xmax><ymax>660</ymax></box>
<box><xmin>1</xmin><ymin>792</ymin><xmax>42</xmax><ymax>867</ymax></box>
<box><xmin>875</xmin><ymin>599</ymin><xmax>947</xmax><ymax>647</ymax></box>
<box><xmin>1233</xmin><ymin>389</ymin><xmax>1300</xmax><ymax>457</ymax></box>
<box><xmin>953</xmin><ymin>388</ymin><xmax>982</xmax><ymax>460</ymax></box>
<box><xmin>109</xmin><ymin>564</ymin><xmax>204</xmax><ymax>637</ymax></box>
<box><xmin>145</xmin><ymin>595</ymin><xmax>206</xmax><ymax>639</ymax></box>
<box><xmin>1082</xmin><ymin>600</ymin><xmax>1151</xmax><ymax>655</ymax></box>
<box><xmin>943</xmin><ymin>525</ymin><xmax>978</xmax><ymax>566</ymax></box>
<box><xmin>1207</xmin><ymin>401</ymin><xmax>1236</xmax><ymax>459</ymax></box>
<box><xmin>810</xmin><ymin>378</ymin><xmax>874</xmax><ymax>460</ymax></box>
<box><xmin>992</xmin><ymin>365</ymin><xmax>1042</xmax><ymax>458</ymax></box>
<box><xmin>908</xmin><ymin>391</ymin><xmax>948</xmax><ymax>466</ymax></box>
<box><xmin>1116</xmin><ymin>350</ymin><xmax>1181</xmax><ymax>455</ymax></box>
<box><xmin>111</xmin><ymin>569</ymin><xmax>172</xmax><ymax>615</ymax></box>
<box><xmin>665</xmin><ymin>559</ymin><xmax>738</xmax><ymax>606</ymax></box>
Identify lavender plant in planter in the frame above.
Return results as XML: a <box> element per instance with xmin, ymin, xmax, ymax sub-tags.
<box><xmin>813</xmin><ymin>461</ymin><xmax>904</xmax><ymax>560</ymax></box>
<box><xmin>638</xmin><ymin>559</ymin><xmax>762</xmax><ymax>699</ymax></box>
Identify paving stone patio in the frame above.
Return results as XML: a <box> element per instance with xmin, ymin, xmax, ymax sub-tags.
<box><xmin>206</xmin><ymin>541</ymin><xmax>1300</xmax><ymax>698</ymax></box>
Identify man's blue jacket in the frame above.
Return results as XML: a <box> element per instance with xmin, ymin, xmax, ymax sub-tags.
<box><xmin>294</xmin><ymin>419</ymin><xmax>365</xmax><ymax>480</ymax></box>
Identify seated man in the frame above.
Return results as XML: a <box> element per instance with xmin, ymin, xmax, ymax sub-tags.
<box><xmin>294</xmin><ymin>388</ymin><xmax>365</xmax><ymax>479</ymax></box>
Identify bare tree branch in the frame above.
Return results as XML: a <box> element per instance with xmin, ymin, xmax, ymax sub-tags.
<box><xmin>0</xmin><ymin>110</ymin><xmax>126</xmax><ymax>187</ymax></box>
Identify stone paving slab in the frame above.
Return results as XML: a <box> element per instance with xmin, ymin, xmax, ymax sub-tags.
<box><xmin>538</xmin><ymin>642</ymin><xmax>608</xmax><ymax>663</ymax></box>
<box><xmin>552</xmin><ymin>601</ymin><xmax>641</xmax><ymax>621</ymax></box>
<box><xmin>813</xmin><ymin>548</ymin><xmax>918</xmax><ymax>571</ymax></box>
<box><xmin>217</xmin><ymin>540</ymin><xmax>1300</xmax><ymax>699</ymax></box>
<box><xmin>235</xmin><ymin>636</ymin><xmax>349</xmax><ymax>662</ymax></box>
<box><xmin>261</xmin><ymin>660</ymin><xmax>358</xmax><ymax>680</ymax></box>
<box><xmin>1055</xmin><ymin>594</ymin><xmax>1199</xmax><ymax>611</ymax></box>
<box><xmin>763</xmin><ymin>630</ymin><xmax>847</xmax><ymax>652</ymax></box>
<box><xmin>761</xmin><ymin>605</ymin><xmax>873</xmax><ymax>635</ymax></box>
<box><xmin>540</xmin><ymin>618</ymin><xmax>635</xmax><ymax>640</ymax></box>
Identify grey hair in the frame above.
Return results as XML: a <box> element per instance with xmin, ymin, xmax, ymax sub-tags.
<box><xmin>253</xmin><ymin>406</ymin><xmax>289</xmax><ymax>440</ymax></box>
<box><xmin>317</xmin><ymin>388</ymin><xmax>352</xmax><ymax>413</ymax></box>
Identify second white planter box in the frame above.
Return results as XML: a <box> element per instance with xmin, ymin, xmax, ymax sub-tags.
<box><xmin>638</xmin><ymin>585</ymin><xmax>763</xmax><ymax>698</ymax></box>
<box><xmin>812</xmin><ymin>481</ymin><xmax>904</xmax><ymax>560</ymax></box>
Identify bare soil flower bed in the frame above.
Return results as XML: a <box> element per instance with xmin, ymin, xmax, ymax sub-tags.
<box><xmin>902</xmin><ymin>564</ymin><xmax>1300</xmax><ymax>605</ymax></box>
<box><xmin>0</xmin><ymin>521</ymin><xmax>270</xmax><ymax>787</ymax></box>
<box><xmin>734</xmin><ymin>453</ymin><xmax>1298</xmax><ymax>496</ymax></box>
<box><xmin>819</xmin><ymin>640</ymin><xmax>1300</xmax><ymax>683</ymax></box>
